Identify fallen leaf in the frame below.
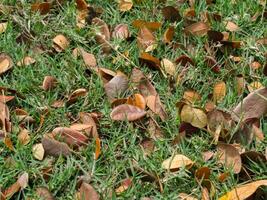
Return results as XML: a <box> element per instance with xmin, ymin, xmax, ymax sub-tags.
<box><xmin>236</xmin><ymin>75</ymin><xmax>245</xmax><ymax>96</ymax></box>
<box><xmin>217</xmin><ymin>143</ymin><xmax>242</xmax><ymax>174</ymax></box>
<box><xmin>79</xmin><ymin>112</ymin><xmax>99</xmax><ymax>138</ymax></box>
<box><xmin>213</xmin><ymin>81</ymin><xmax>226</xmax><ymax>103</ymax></box>
<box><xmin>17</xmin><ymin>56</ymin><xmax>36</xmax><ymax>66</ymax></box>
<box><xmin>110</xmin><ymin>104</ymin><xmax>146</xmax><ymax>121</ymax></box>
<box><xmin>218</xmin><ymin>172</ymin><xmax>230</xmax><ymax>182</ymax></box>
<box><xmin>0</xmin><ymin>53</ymin><xmax>13</xmax><ymax>75</ymax></box>
<box><xmin>78</xmin><ymin>182</ymin><xmax>100</xmax><ymax>200</ymax></box>
<box><xmin>92</xmin><ymin>18</ymin><xmax>111</xmax><ymax>53</ymax></box>
<box><xmin>126</xmin><ymin>93</ymin><xmax>146</xmax><ymax>110</ymax></box>
<box><xmin>250</xmin><ymin>61</ymin><xmax>261</xmax><ymax>70</ymax></box>
<box><xmin>175</xmin><ymin>55</ymin><xmax>194</xmax><ymax>67</ymax></box>
<box><xmin>42</xmin><ymin>136</ymin><xmax>71</xmax><ymax>157</ymax></box>
<box><xmin>219</xmin><ymin>180</ymin><xmax>267</xmax><ymax>200</ymax></box>
<box><xmin>202</xmin><ymin>187</ymin><xmax>210</xmax><ymax>200</ymax></box>
<box><xmin>118</xmin><ymin>0</ymin><xmax>133</xmax><ymax>12</ymax></box>
<box><xmin>147</xmin><ymin>118</ymin><xmax>164</xmax><ymax>139</ymax></box>
<box><xmin>146</xmin><ymin>95</ymin><xmax>168</xmax><ymax>121</ymax></box>
<box><xmin>205</xmin><ymin>56</ymin><xmax>220</xmax><ymax>73</ymax></box>
<box><xmin>112</xmin><ymin>24</ymin><xmax>130</xmax><ymax>40</ymax></box>
<box><xmin>202</xmin><ymin>151</ymin><xmax>214</xmax><ymax>162</ymax></box>
<box><xmin>76</xmin><ymin>0</ymin><xmax>88</xmax><ymax>11</ymax></box>
<box><xmin>0</xmin><ymin>101</ymin><xmax>12</xmax><ymax>133</ymax></box>
<box><xmin>70</xmin><ymin>123</ymin><xmax>92</xmax><ymax>135</ymax></box>
<box><xmin>36</xmin><ymin>187</ymin><xmax>55</xmax><ymax>200</ymax></box>
<box><xmin>52</xmin><ymin>127</ymin><xmax>89</xmax><ymax>147</ymax></box>
<box><xmin>263</xmin><ymin>63</ymin><xmax>267</xmax><ymax>76</ymax></box>
<box><xmin>184</xmin><ymin>22</ymin><xmax>210</xmax><ymax>36</ymax></box>
<box><xmin>195</xmin><ymin>167</ymin><xmax>211</xmax><ymax>180</ymax></box>
<box><xmin>139</xmin><ymin>52</ymin><xmax>161</xmax><ymax>70</ymax></box>
<box><xmin>73</xmin><ymin>48</ymin><xmax>97</xmax><ymax>68</ymax></box>
<box><xmin>247</xmin><ymin>81</ymin><xmax>264</xmax><ymax>93</ymax></box>
<box><xmin>104</xmin><ymin>71</ymin><xmax>128</xmax><ymax>101</ymax></box>
<box><xmin>132</xmin><ymin>20</ymin><xmax>161</xmax><ymax>31</ymax></box>
<box><xmin>161</xmin><ymin>58</ymin><xmax>176</xmax><ymax>76</ymax></box>
<box><xmin>225</xmin><ymin>21</ymin><xmax>239</xmax><ymax>32</ymax></box>
<box><xmin>162</xmin><ymin>6</ymin><xmax>181</xmax><ymax>22</ymax></box>
<box><xmin>32</xmin><ymin>143</ymin><xmax>45</xmax><ymax>161</ymax></box>
<box><xmin>162</xmin><ymin>154</ymin><xmax>194</xmax><ymax>171</ymax></box>
<box><xmin>232</xmin><ymin>88</ymin><xmax>267</xmax><ymax>122</ymax></box>
<box><xmin>18</xmin><ymin>129</ymin><xmax>30</xmax><ymax>145</ymax></box>
<box><xmin>137</xmin><ymin>27</ymin><xmax>156</xmax><ymax>52</ymax></box>
<box><xmin>0</xmin><ymin>22</ymin><xmax>7</xmax><ymax>34</ymax></box>
<box><xmin>115</xmin><ymin>178</ymin><xmax>132</xmax><ymax>194</ymax></box>
<box><xmin>42</xmin><ymin>76</ymin><xmax>57</xmax><ymax>91</ymax></box>
<box><xmin>0</xmin><ymin>95</ymin><xmax>14</xmax><ymax>103</ymax></box>
<box><xmin>94</xmin><ymin>137</ymin><xmax>101</xmax><ymax>160</ymax></box>
<box><xmin>207</xmin><ymin>30</ymin><xmax>224</xmax><ymax>42</ymax></box>
<box><xmin>67</xmin><ymin>88</ymin><xmax>88</xmax><ymax>105</ymax></box>
<box><xmin>4</xmin><ymin>137</ymin><xmax>14</xmax><ymax>151</ymax></box>
<box><xmin>31</xmin><ymin>2</ymin><xmax>51</xmax><ymax>15</ymax></box>
<box><xmin>178</xmin><ymin>193</ymin><xmax>198</xmax><ymax>200</ymax></box>
<box><xmin>3</xmin><ymin>172</ymin><xmax>28</xmax><ymax>199</ymax></box>
<box><xmin>52</xmin><ymin>34</ymin><xmax>69</xmax><ymax>52</ymax></box>
<box><xmin>140</xmin><ymin>138</ymin><xmax>155</xmax><ymax>156</ymax></box>
<box><xmin>163</xmin><ymin>26</ymin><xmax>175</xmax><ymax>44</ymax></box>
<box><xmin>183</xmin><ymin>90</ymin><xmax>201</xmax><ymax>104</ymax></box>
<box><xmin>97</xmin><ymin>67</ymin><xmax>116</xmax><ymax>84</ymax></box>
<box><xmin>180</xmin><ymin>105</ymin><xmax>207</xmax><ymax>128</ymax></box>
<box><xmin>51</xmin><ymin>100</ymin><xmax>65</xmax><ymax>108</ymax></box>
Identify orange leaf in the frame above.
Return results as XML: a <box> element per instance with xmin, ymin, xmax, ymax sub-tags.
<box><xmin>127</xmin><ymin>93</ymin><xmax>146</xmax><ymax>110</ymax></box>
<box><xmin>213</xmin><ymin>81</ymin><xmax>226</xmax><ymax>103</ymax></box>
<box><xmin>31</xmin><ymin>2</ymin><xmax>51</xmax><ymax>15</ymax></box>
<box><xmin>139</xmin><ymin>52</ymin><xmax>161</xmax><ymax>70</ymax></box>
<box><xmin>4</xmin><ymin>137</ymin><xmax>14</xmax><ymax>151</ymax></box>
<box><xmin>94</xmin><ymin>137</ymin><xmax>101</xmax><ymax>160</ymax></box>
<box><xmin>76</xmin><ymin>0</ymin><xmax>88</xmax><ymax>11</ymax></box>
<box><xmin>132</xmin><ymin>20</ymin><xmax>162</xmax><ymax>31</ymax></box>
<box><xmin>163</xmin><ymin>26</ymin><xmax>175</xmax><ymax>44</ymax></box>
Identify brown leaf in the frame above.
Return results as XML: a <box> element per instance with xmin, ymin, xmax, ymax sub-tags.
<box><xmin>146</xmin><ymin>95</ymin><xmax>168</xmax><ymax>121</ymax></box>
<box><xmin>232</xmin><ymin>88</ymin><xmax>267</xmax><ymax>122</ymax></box>
<box><xmin>0</xmin><ymin>22</ymin><xmax>8</xmax><ymax>34</ymax></box>
<box><xmin>112</xmin><ymin>24</ymin><xmax>130</xmax><ymax>40</ymax></box>
<box><xmin>213</xmin><ymin>81</ymin><xmax>226</xmax><ymax>103</ymax></box>
<box><xmin>202</xmin><ymin>151</ymin><xmax>214</xmax><ymax>162</ymax></box>
<box><xmin>97</xmin><ymin>67</ymin><xmax>116</xmax><ymax>84</ymax></box>
<box><xmin>218</xmin><ymin>172</ymin><xmax>230</xmax><ymax>182</ymax></box>
<box><xmin>92</xmin><ymin>18</ymin><xmax>111</xmax><ymax>53</ymax></box>
<box><xmin>42</xmin><ymin>136</ymin><xmax>71</xmax><ymax>157</ymax></box>
<box><xmin>104</xmin><ymin>71</ymin><xmax>128</xmax><ymax>101</ymax></box>
<box><xmin>31</xmin><ymin>2</ymin><xmax>51</xmax><ymax>15</ymax></box>
<box><xmin>162</xmin><ymin>154</ymin><xmax>194</xmax><ymax>171</ymax></box>
<box><xmin>0</xmin><ymin>95</ymin><xmax>14</xmax><ymax>103</ymax></box>
<box><xmin>127</xmin><ymin>93</ymin><xmax>146</xmax><ymax>110</ymax></box>
<box><xmin>161</xmin><ymin>58</ymin><xmax>176</xmax><ymax>76</ymax></box>
<box><xmin>4</xmin><ymin>137</ymin><xmax>14</xmax><ymax>151</ymax></box>
<box><xmin>70</xmin><ymin>123</ymin><xmax>92</xmax><ymax>136</ymax></box>
<box><xmin>73</xmin><ymin>48</ymin><xmax>97</xmax><ymax>68</ymax></box>
<box><xmin>236</xmin><ymin>75</ymin><xmax>245</xmax><ymax>96</ymax></box>
<box><xmin>78</xmin><ymin>182</ymin><xmax>99</xmax><ymax>200</ymax></box>
<box><xmin>51</xmin><ymin>100</ymin><xmax>65</xmax><ymax>108</ymax></box>
<box><xmin>76</xmin><ymin>0</ymin><xmax>88</xmax><ymax>11</ymax></box>
<box><xmin>52</xmin><ymin>127</ymin><xmax>89</xmax><ymax>147</ymax></box>
<box><xmin>52</xmin><ymin>34</ymin><xmax>69</xmax><ymax>52</ymax></box>
<box><xmin>225</xmin><ymin>21</ymin><xmax>239</xmax><ymax>32</ymax></box>
<box><xmin>178</xmin><ymin>193</ymin><xmax>198</xmax><ymax>200</ymax></box>
<box><xmin>17</xmin><ymin>56</ymin><xmax>36</xmax><ymax>66</ymax></box>
<box><xmin>139</xmin><ymin>52</ymin><xmax>161</xmax><ymax>70</ymax></box>
<box><xmin>147</xmin><ymin>118</ymin><xmax>164</xmax><ymax>139</ymax></box>
<box><xmin>217</xmin><ymin>143</ymin><xmax>242</xmax><ymax>174</ymax></box>
<box><xmin>207</xmin><ymin>30</ymin><xmax>224</xmax><ymax>42</ymax></box>
<box><xmin>42</xmin><ymin>76</ymin><xmax>57</xmax><ymax>91</ymax></box>
<box><xmin>218</xmin><ymin>180</ymin><xmax>267</xmax><ymax>200</ymax></box>
<box><xmin>115</xmin><ymin>178</ymin><xmax>132</xmax><ymax>194</ymax></box>
<box><xmin>247</xmin><ymin>81</ymin><xmax>264</xmax><ymax>93</ymax></box>
<box><xmin>175</xmin><ymin>55</ymin><xmax>194</xmax><ymax>67</ymax></box>
<box><xmin>132</xmin><ymin>20</ymin><xmax>162</xmax><ymax>31</ymax></box>
<box><xmin>205</xmin><ymin>56</ymin><xmax>220</xmax><ymax>73</ymax></box>
<box><xmin>195</xmin><ymin>167</ymin><xmax>211</xmax><ymax>180</ymax></box>
<box><xmin>110</xmin><ymin>104</ymin><xmax>146</xmax><ymax>121</ymax></box>
<box><xmin>163</xmin><ymin>26</ymin><xmax>175</xmax><ymax>44</ymax></box>
<box><xmin>140</xmin><ymin>138</ymin><xmax>155</xmax><ymax>156</ymax></box>
<box><xmin>0</xmin><ymin>101</ymin><xmax>11</xmax><ymax>133</ymax></box>
<box><xmin>250</xmin><ymin>61</ymin><xmax>262</xmax><ymax>70</ymax></box>
<box><xmin>67</xmin><ymin>88</ymin><xmax>88</xmax><ymax>105</ymax></box>
<box><xmin>18</xmin><ymin>129</ymin><xmax>30</xmax><ymax>145</ymax></box>
<box><xmin>184</xmin><ymin>22</ymin><xmax>210</xmax><ymax>36</ymax></box>
<box><xmin>183</xmin><ymin>90</ymin><xmax>201</xmax><ymax>104</ymax></box>
<box><xmin>180</xmin><ymin>105</ymin><xmax>207</xmax><ymax>128</ymax></box>
<box><xmin>201</xmin><ymin>187</ymin><xmax>210</xmax><ymax>200</ymax></box>
<box><xmin>3</xmin><ymin>172</ymin><xmax>28</xmax><ymax>199</ymax></box>
<box><xmin>118</xmin><ymin>0</ymin><xmax>133</xmax><ymax>12</ymax></box>
<box><xmin>0</xmin><ymin>53</ymin><xmax>13</xmax><ymax>75</ymax></box>
<box><xmin>32</xmin><ymin>143</ymin><xmax>45</xmax><ymax>161</ymax></box>
<box><xmin>36</xmin><ymin>187</ymin><xmax>55</xmax><ymax>200</ymax></box>
<box><xmin>162</xmin><ymin>6</ymin><xmax>181</xmax><ymax>22</ymax></box>
<box><xmin>79</xmin><ymin>112</ymin><xmax>99</xmax><ymax>138</ymax></box>
<box><xmin>137</xmin><ymin>27</ymin><xmax>156</xmax><ymax>52</ymax></box>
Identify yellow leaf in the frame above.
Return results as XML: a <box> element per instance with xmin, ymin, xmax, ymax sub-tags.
<box><xmin>213</xmin><ymin>81</ymin><xmax>226</xmax><ymax>103</ymax></box>
<box><xmin>32</xmin><ymin>143</ymin><xmax>45</xmax><ymax>161</ymax></box>
<box><xmin>162</xmin><ymin>154</ymin><xmax>194</xmax><ymax>170</ymax></box>
<box><xmin>180</xmin><ymin>105</ymin><xmax>207</xmax><ymax>128</ymax></box>
<box><xmin>119</xmin><ymin>0</ymin><xmax>133</xmax><ymax>12</ymax></box>
<box><xmin>0</xmin><ymin>22</ymin><xmax>7</xmax><ymax>34</ymax></box>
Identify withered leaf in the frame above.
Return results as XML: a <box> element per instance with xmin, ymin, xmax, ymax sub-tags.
<box><xmin>110</xmin><ymin>104</ymin><xmax>146</xmax><ymax>121</ymax></box>
<box><xmin>52</xmin><ymin>34</ymin><xmax>69</xmax><ymax>52</ymax></box>
<box><xmin>207</xmin><ymin>30</ymin><xmax>224</xmax><ymax>42</ymax></box>
<box><xmin>162</xmin><ymin>6</ymin><xmax>181</xmax><ymax>22</ymax></box>
<box><xmin>118</xmin><ymin>0</ymin><xmax>133</xmax><ymax>12</ymax></box>
<box><xmin>162</xmin><ymin>154</ymin><xmax>194</xmax><ymax>171</ymax></box>
<box><xmin>217</xmin><ymin>143</ymin><xmax>242</xmax><ymax>174</ymax></box>
<box><xmin>137</xmin><ymin>27</ymin><xmax>156</xmax><ymax>52</ymax></box>
<box><xmin>78</xmin><ymin>182</ymin><xmax>100</xmax><ymax>200</ymax></box>
<box><xmin>139</xmin><ymin>52</ymin><xmax>161</xmax><ymax>70</ymax></box>
<box><xmin>0</xmin><ymin>101</ymin><xmax>11</xmax><ymax>133</ymax></box>
<box><xmin>178</xmin><ymin>193</ymin><xmax>198</xmax><ymax>200</ymax></box>
<box><xmin>36</xmin><ymin>187</ymin><xmax>55</xmax><ymax>200</ymax></box>
<box><xmin>79</xmin><ymin>112</ymin><xmax>99</xmax><ymax>138</ymax></box>
<box><xmin>213</xmin><ymin>81</ymin><xmax>226</xmax><ymax>103</ymax></box>
<box><xmin>132</xmin><ymin>20</ymin><xmax>162</xmax><ymax>31</ymax></box>
<box><xmin>17</xmin><ymin>56</ymin><xmax>36</xmax><ymax>67</ymax></box>
<box><xmin>42</xmin><ymin>136</ymin><xmax>71</xmax><ymax>157</ymax></box>
<box><xmin>73</xmin><ymin>47</ymin><xmax>97</xmax><ymax>68</ymax></box>
<box><xmin>31</xmin><ymin>2</ymin><xmax>51</xmax><ymax>15</ymax></box>
<box><xmin>42</xmin><ymin>76</ymin><xmax>57</xmax><ymax>91</ymax></box>
<box><xmin>112</xmin><ymin>24</ymin><xmax>130</xmax><ymax>40</ymax></box>
<box><xmin>205</xmin><ymin>56</ymin><xmax>220</xmax><ymax>73</ymax></box>
<box><xmin>180</xmin><ymin>105</ymin><xmax>207</xmax><ymax>128</ymax></box>
<box><xmin>18</xmin><ymin>129</ymin><xmax>30</xmax><ymax>145</ymax></box>
<box><xmin>184</xmin><ymin>22</ymin><xmax>210</xmax><ymax>36</ymax></box>
<box><xmin>163</xmin><ymin>26</ymin><xmax>175</xmax><ymax>44</ymax></box>
<box><xmin>0</xmin><ymin>53</ymin><xmax>13</xmax><ymax>75</ymax></box>
<box><xmin>195</xmin><ymin>166</ymin><xmax>211</xmax><ymax>180</ymax></box>
<box><xmin>161</xmin><ymin>58</ymin><xmax>175</xmax><ymax>76</ymax></box>
<box><xmin>32</xmin><ymin>143</ymin><xmax>45</xmax><ymax>161</ymax></box>
<box><xmin>126</xmin><ymin>93</ymin><xmax>146</xmax><ymax>110</ymax></box>
<box><xmin>0</xmin><ymin>22</ymin><xmax>8</xmax><ymax>34</ymax></box>
<box><xmin>236</xmin><ymin>75</ymin><xmax>245</xmax><ymax>96</ymax></box>
<box><xmin>115</xmin><ymin>178</ymin><xmax>132</xmax><ymax>194</ymax></box>
<box><xmin>146</xmin><ymin>95</ymin><xmax>168</xmax><ymax>121</ymax></box>
<box><xmin>76</xmin><ymin>0</ymin><xmax>88</xmax><ymax>11</ymax></box>
<box><xmin>225</xmin><ymin>21</ymin><xmax>239</xmax><ymax>32</ymax></box>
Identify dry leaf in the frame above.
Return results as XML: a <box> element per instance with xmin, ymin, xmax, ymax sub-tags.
<box><xmin>202</xmin><ymin>187</ymin><xmax>210</xmax><ymax>200</ymax></box>
<box><xmin>140</xmin><ymin>138</ymin><xmax>155</xmax><ymax>156</ymax></box>
<box><xmin>178</xmin><ymin>193</ymin><xmax>198</xmax><ymax>200</ymax></box>
<box><xmin>161</xmin><ymin>58</ymin><xmax>175</xmax><ymax>76</ymax></box>
<box><xmin>0</xmin><ymin>53</ymin><xmax>13</xmax><ymax>75</ymax></box>
<box><xmin>162</xmin><ymin>6</ymin><xmax>181</xmax><ymax>22</ymax></box>
<box><xmin>94</xmin><ymin>137</ymin><xmax>101</xmax><ymax>160</ymax></box>
<box><xmin>119</xmin><ymin>0</ymin><xmax>133</xmax><ymax>12</ymax></box>
<box><xmin>18</xmin><ymin>129</ymin><xmax>30</xmax><ymax>145</ymax></box>
<box><xmin>250</xmin><ymin>61</ymin><xmax>261</xmax><ymax>70</ymax></box>
<box><xmin>36</xmin><ymin>187</ymin><xmax>55</xmax><ymax>200</ymax></box>
<box><xmin>112</xmin><ymin>24</ymin><xmax>130</xmax><ymax>40</ymax></box>
<box><xmin>232</xmin><ymin>88</ymin><xmax>267</xmax><ymax>122</ymax></box>
<box><xmin>115</xmin><ymin>178</ymin><xmax>132</xmax><ymax>194</ymax></box>
<box><xmin>17</xmin><ymin>56</ymin><xmax>36</xmax><ymax>66</ymax></box>
<box><xmin>0</xmin><ymin>101</ymin><xmax>11</xmax><ymax>133</ymax></box>
<box><xmin>0</xmin><ymin>22</ymin><xmax>7</xmax><ymax>34</ymax></box>
<box><xmin>217</xmin><ymin>143</ymin><xmax>242</xmax><ymax>174</ymax></box>
<box><xmin>163</xmin><ymin>26</ymin><xmax>175</xmax><ymax>44</ymax></box>
<box><xmin>219</xmin><ymin>180</ymin><xmax>267</xmax><ymax>200</ymax></box>
<box><xmin>79</xmin><ymin>112</ymin><xmax>99</xmax><ymax>138</ymax></box>
<box><xmin>183</xmin><ymin>90</ymin><xmax>201</xmax><ymax>103</ymax></box>
<box><xmin>205</xmin><ymin>56</ymin><xmax>220</xmax><ymax>73</ymax></box>
<box><xmin>70</xmin><ymin>123</ymin><xmax>92</xmax><ymax>135</ymax></box>
<box><xmin>236</xmin><ymin>75</ymin><xmax>245</xmax><ymax>96</ymax></box>
<box><xmin>76</xmin><ymin>0</ymin><xmax>88</xmax><ymax>11</ymax></box>
<box><xmin>73</xmin><ymin>48</ymin><xmax>97</xmax><ymax>68</ymax></box>
<box><xmin>225</xmin><ymin>21</ymin><xmax>239</xmax><ymax>32</ymax></box>
<box><xmin>213</xmin><ymin>81</ymin><xmax>226</xmax><ymax>103</ymax></box>
<box><xmin>195</xmin><ymin>167</ymin><xmax>211</xmax><ymax>180</ymax></box>
<box><xmin>78</xmin><ymin>182</ymin><xmax>100</xmax><ymax>200</ymax></box>
<box><xmin>0</xmin><ymin>95</ymin><xmax>14</xmax><ymax>103</ymax></box>
<box><xmin>110</xmin><ymin>104</ymin><xmax>146</xmax><ymax>121</ymax></box>
<box><xmin>31</xmin><ymin>2</ymin><xmax>51</xmax><ymax>15</ymax></box>
<box><xmin>52</xmin><ymin>34</ymin><xmax>69</xmax><ymax>52</ymax></box>
<box><xmin>139</xmin><ymin>52</ymin><xmax>161</xmax><ymax>70</ymax></box>
<box><xmin>137</xmin><ymin>27</ymin><xmax>156</xmax><ymax>52</ymax></box>
<box><xmin>162</xmin><ymin>154</ymin><xmax>194</xmax><ymax>171</ymax></box>
<box><xmin>104</xmin><ymin>71</ymin><xmax>128</xmax><ymax>101</ymax></box>
<box><xmin>42</xmin><ymin>76</ymin><xmax>57</xmax><ymax>91</ymax></box>
<box><xmin>126</xmin><ymin>93</ymin><xmax>146</xmax><ymax>110</ymax></box>
<box><xmin>218</xmin><ymin>172</ymin><xmax>230</xmax><ymax>182</ymax></box>
<box><xmin>67</xmin><ymin>88</ymin><xmax>88</xmax><ymax>105</ymax></box>
<box><xmin>52</xmin><ymin>127</ymin><xmax>89</xmax><ymax>147</ymax></box>
<box><xmin>146</xmin><ymin>95</ymin><xmax>168</xmax><ymax>121</ymax></box>
<box><xmin>202</xmin><ymin>151</ymin><xmax>214</xmax><ymax>162</ymax></box>
<box><xmin>180</xmin><ymin>105</ymin><xmax>207</xmax><ymax>128</ymax></box>
<box><xmin>42</xmin><ymin>136</ymin><xmax>71</xmax><ymax>157</ymax></box>
<box><xmin>247</xmin><ymin>81</ymin><xmax>264</xmax><ymax>93</ymax></box>
<box><xmin>132</xmin><ymin>20</ymin><xmax>162</xmax><ymax>31</ymax></box>
<box><xmin>32</xmin><ymin>143</ymin><xmax>45</xmax><ymax>161</ymax></box>
<box><xmin>207</xmin><ymin>30</ymin><xmax>224</xmax><ymax>42</ymax></box>
<box><xmin>184</xmin><ymin>22</ymin><xmax>210</xmax><ymax>36</ymax></box>
<box><xmin>4</xmin><ymin>137</ymin><xmax>14</xmax><ymax>151</ymax></box>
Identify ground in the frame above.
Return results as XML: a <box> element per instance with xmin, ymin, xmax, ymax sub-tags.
<box><xmin>0</xmin><ymin>0</ymin><xmax>267</xmax><ymax>199</ymax></box>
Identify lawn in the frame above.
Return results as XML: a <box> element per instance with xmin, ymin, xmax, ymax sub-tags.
<box><xmin>0</xmin><ymin>0</ymin><xmax>267</xmax><ymax>199</ymax></box>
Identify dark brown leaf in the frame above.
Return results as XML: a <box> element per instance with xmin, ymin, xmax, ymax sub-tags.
<box><xmin>78</xmin><ymin>182</ymin><xmax>99</xmax><ymax>200</ymax></box>
<box><xmin>163</xmin><ymin>26</ymin><xmax>175</xmax><ymax>44</ymax></box>
<box><xmin>42</xmin><ymin>136</ymin><xmax>71</xmax><ymax>157</ymax></box>
<box><xmin>162</xmin><ymin>6</ymin><xmax>181</xmax><ymax>22</ymax></box>
<box><xmin>31</xmin><ymin>2</ymin><xmax>51</xmax><ymax>15</ymax></box>
<box><xmin>139</xmin><ymin>52</ymin><xmax>161</xmax><ymax>71</ymax></box>
<box><xmin>207</xmin><ymin>30</ymin><xmax>224</xmax><ymax>42</ymax></box>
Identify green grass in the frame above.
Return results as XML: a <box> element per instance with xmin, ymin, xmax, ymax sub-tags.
<box><xmin>0</xmin><ymin>0</ymin><xmax>267</xmax><ymax>199</ymax></box>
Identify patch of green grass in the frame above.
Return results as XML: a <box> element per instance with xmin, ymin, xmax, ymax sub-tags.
<box><xmin>0</xmin><ymin>0</ymin><xmax>267</xmax><ymax>199</ymax></box>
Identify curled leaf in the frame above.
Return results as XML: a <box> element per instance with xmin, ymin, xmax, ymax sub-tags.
<box><xmin>52</xmin><ymin>34</ymin><xmax>69</xmax><ymax>52</ymax></box>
